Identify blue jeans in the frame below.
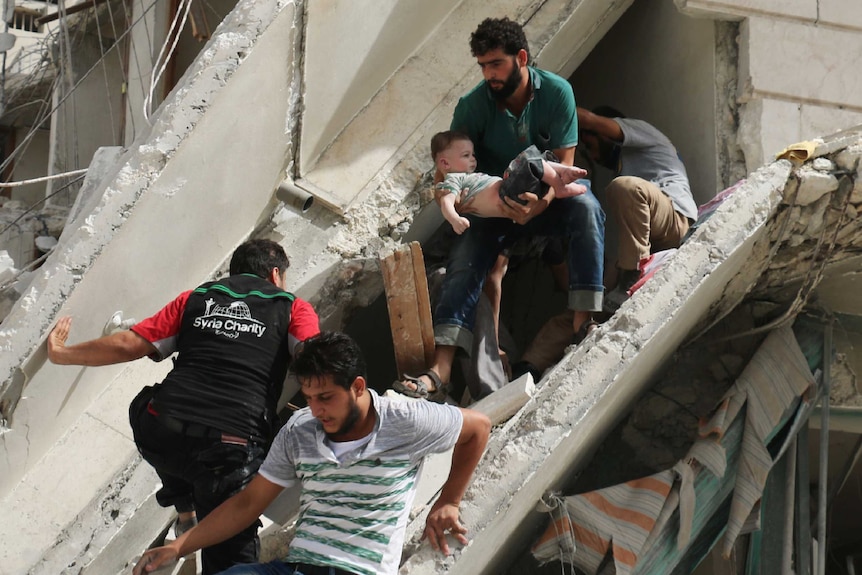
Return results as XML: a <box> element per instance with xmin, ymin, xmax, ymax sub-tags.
<box><xmin>218</xmin><ymin>561</ymin><xmax>355</xmax><ymax>575</ymax></box>
<box><xmin>434</xmin><ymin>181</ymin><xmax>605</xmax><ymax>352</ymax></box>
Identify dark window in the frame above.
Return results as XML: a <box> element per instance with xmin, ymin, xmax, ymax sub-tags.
<box><xmin>10</xmin><ymin>9</ymin><xmax>42</xmax><ymax>33</ymax></box>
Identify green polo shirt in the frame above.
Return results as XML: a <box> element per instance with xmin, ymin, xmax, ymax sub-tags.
<box><xmin>451</xmin><ymin>67</ymin><xmax>579</xmax><ymax>176</ymax></box>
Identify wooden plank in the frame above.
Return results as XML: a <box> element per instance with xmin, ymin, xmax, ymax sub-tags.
<box><xmin>380</xmin><ymin>242</ymin><xmax>435</xmax><ymax>376</ymax></box>
<box><xmin>409</xmin><ymin>242</ymin><xmax>436</xmax><ymax>368</ymax></box>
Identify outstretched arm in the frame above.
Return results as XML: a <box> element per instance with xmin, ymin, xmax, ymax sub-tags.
<box><xmin>133</xmin><ymin>475</ymin><xmax>284</xmax><ymax>574</ymax></box>
<box><xmin>423</xmin><ymin>408</ymin><xmax>491</xmax><ymax>555</ymax></box>
<box><xmin>47</xmin><ymin>316</ymin><xmax>156</xmax><ymax>366</ymax></box>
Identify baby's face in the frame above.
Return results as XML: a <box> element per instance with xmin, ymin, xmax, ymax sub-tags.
<box><xmin>441</xmin><ymin>140</ymin><xmax>477</xmax><ymax>173</ymax></box>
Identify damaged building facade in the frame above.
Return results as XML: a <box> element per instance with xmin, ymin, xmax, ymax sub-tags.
<box><xmin>1</xmin><ymin>0</ymin><xmax>862</xmax><ymax>573</ymax></box>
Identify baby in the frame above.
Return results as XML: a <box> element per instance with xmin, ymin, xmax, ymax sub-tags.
<box><xmin>431</xmin><ymin>131</ymin><xmax>589</xmax><ymax>234</ymax></box>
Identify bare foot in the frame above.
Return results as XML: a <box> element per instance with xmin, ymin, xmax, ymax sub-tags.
<box><xmin>558</xmin><ymin>181</ymin><xmax>587</xmax><ymax>198</ymax></box>
<box><xmin>557</xmin><ymin>164</ymin><xmax>588</xmax><ymax>184</ymax></box>
<box><xmin>399</xmin><ymin>374</ymin><xmax>437</xmax><ymax>394</ymax></box>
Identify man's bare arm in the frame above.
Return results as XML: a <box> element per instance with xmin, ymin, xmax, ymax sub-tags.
<box><xmin>47</xmin><ymin>317</ymin><xmax>156</xmax><ymax>366</ymax></box>
<box><xmin>423</xmin><ymin>408</ymin><xmax>491</xmax><ymax>555</ymax></box>
<box><xmin>133</xmin><ymin>475</ymin><xmax>284</xmax><ymax>574</ymax></box>
<box><xmin>552</xmin><ymin>146</ymin><xmax>575</xmax><ymax>166</ymax></box>
<box><xmin>576</xmin><ymin>107</ymin><xmax>623</xmax><ymax>142</ymax></box>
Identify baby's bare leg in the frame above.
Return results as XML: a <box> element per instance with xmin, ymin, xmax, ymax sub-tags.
<box><xmin>541</xmin><ymin>161</ymin><xmax>588</xmax><ymax>198</ymax></box>
<box><xmin>545</xmin><ymin>160</ymin><xmax>588</xmax><ymax>184</ymax></box>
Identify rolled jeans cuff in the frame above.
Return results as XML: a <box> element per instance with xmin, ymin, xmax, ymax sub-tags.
<box><xmin>569</xmin><ymin>288</ymin><xmax>604</xmax><ymax>312</ymax></box>
<box><xmin>434</xmin><ymin>323</ymin><xmax>473</xmax><ymax>355</ymax></box>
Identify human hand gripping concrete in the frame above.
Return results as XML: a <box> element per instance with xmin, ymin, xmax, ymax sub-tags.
<box><xmin>422</xmin><ymin>500</ymin><xmax>468</xmax><ymax>556</ymax></box>
<box><xmin>421</xmin><ymin>409</ymin><xmax>490</xmax><ymax>556</ymax></box>
<box><xmin>132</xmin><ymin>544</ymin><xmax>179</xmax><ymax>574</ymax></box>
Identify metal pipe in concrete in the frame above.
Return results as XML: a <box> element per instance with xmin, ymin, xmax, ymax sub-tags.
<box><xmin>275</xmin><ymin>180</ymin><xmax>314</xmax><ymax>213</ymax></box>
<box><xmin>818</xmin><ymin>322</ymin><xmax>833</xmax><ymax>575</ymax></box>
<box><xmin>783</xmin><ymin>436</ymin><xmax>797</xmax><ymax>574</ymax></box>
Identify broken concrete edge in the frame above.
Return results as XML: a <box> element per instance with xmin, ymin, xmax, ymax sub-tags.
<box><xmin>0</xmin><ymin>0</ymin><xmax>297</xmax><ymax>427</ymax></box>
<box><xmin>28</xmin><ymin>454</ymin><xmax>172</xmax><ymax>575</ymax></box>
<box><xmin>305</xmin><ymin>140</ymin><xmax>428</xmax><ymax>328</ymax></box>
<box><xmin>398</xmin><ymin>157</ymin><xmax>800</xmax><ymax>573</ymax></box>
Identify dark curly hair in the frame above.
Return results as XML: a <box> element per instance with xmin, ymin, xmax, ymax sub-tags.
<box><xmin>292</xmin><ymin>332</ymin><xmax>367</xmax><ymax>390</ymax></box>
<box><xmin>229</xmin><ymin>239</ymin><xmax>289</xmax><ymax>279</ymax></box>
<box><xmin>469</xmin><ymin>17</ymin><xmax>529</xmax><ymax>61</ymax></box>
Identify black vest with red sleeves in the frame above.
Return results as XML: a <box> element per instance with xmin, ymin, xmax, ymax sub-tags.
<box><xmin>150</xmin><ymin>273</ymin><xmax>295</xmax><ymax>441</ymax></box>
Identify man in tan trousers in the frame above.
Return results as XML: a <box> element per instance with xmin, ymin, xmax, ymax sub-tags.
<box><xmin>512</xmin><ymin>106</ymin><xmax>697</xmax><ymax>382</ymax></box>
<box><xmin>577</xmin><ymin>105</ymin><xmax>697</xmax><ymax>309</ymax></box>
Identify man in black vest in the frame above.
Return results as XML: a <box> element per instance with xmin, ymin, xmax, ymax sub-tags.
<box><xmin>47</xmin><ymin>239</ymin><xmax>320</xmax><ymax>574</ymax></box>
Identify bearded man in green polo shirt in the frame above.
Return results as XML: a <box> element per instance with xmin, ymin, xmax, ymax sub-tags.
<box><xmin>394</xmin><ymin>17</ymin><xmax>606</xmax><ymax>401</ymax></box>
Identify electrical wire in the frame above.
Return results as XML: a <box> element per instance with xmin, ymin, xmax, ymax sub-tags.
<box><xmin>0</xmin><ymin>0</ymin><xmax>160</xmax><ymax>179</ymax></box>
<box><xmin>92</xmin><ymin>0</ymin><xmax>118</xmax><ymax>144</ymax></box>
<box><xmin>0</xmin><ymin>167</ymin><xmax>87</xmax><ymax>187</ymax></box>
<box><xmin>143</xmin><ymin>0</ymin><xmax>192</xmax><ymax>124</ymax></box>
<box><xmin>0</xmin><ymin>172</ymin><xmax>86</xmax><ymax>239</ymax></box>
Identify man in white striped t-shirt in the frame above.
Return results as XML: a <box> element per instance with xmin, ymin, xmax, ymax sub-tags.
<box><xmin>134</xmin><ymin>332</ymin><xmax>491</xmax><ymax>575</ymax></box>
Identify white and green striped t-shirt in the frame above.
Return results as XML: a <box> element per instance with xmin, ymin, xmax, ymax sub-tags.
<box><xmin>258</xmin><ymin>390</ymin><xmax>463</xmax><ymax>575</ymax></box>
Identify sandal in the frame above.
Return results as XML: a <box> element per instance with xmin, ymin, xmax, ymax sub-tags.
<box><xmin>392</xmin><ymin>370</ymin><xmax>450</xmax><ymax>403</ymax></box>
<box><xmin>572</xmin><ymin>319</ymin><xmax>599</xmax><ymax>345</ymax></box>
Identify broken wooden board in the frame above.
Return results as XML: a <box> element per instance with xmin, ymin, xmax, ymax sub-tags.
<box><xmin>379</xmin><ymin>241</ymin><xmax>435</xmax><ymax>376</ymax></box>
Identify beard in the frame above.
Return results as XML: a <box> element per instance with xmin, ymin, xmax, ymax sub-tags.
<box><xmin>488</xmin><ymin>61</ymin><xmax>522</xmax><ymax>101</ymax></box>
<box><xmin>329</xmin><ymin>398</ymin><xmax>362</xmax><ymax>438</ymax></box>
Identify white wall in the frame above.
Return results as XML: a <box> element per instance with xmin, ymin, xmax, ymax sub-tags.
<box><xmin>10</xmin><ymin>127</ymin><xmax>49</xmax><ymax>204</ymax></box>
<box><xmin>48</xmin><ymin>34</ymin><xmax>126</xmax><ymax>205</ymax></box>
<box><xmin>123</xmin><ymin>0</ymin><xmax>169</xmax><ymax>147</ymax></box>
<box><xmin>299</xmin><ymin>0</ymin><xmax>460</xmax><ymax>174</ymax></box>
<box><xmin>571</xmin><ymin>0</ymin><xmax>718</xmax><ymax>204</ymax></box>
<box><xmin>0</xmin><ymin>3</ymin><xmax>314</xmax><ymax>569</ymax></box>
<box><xmin>677</xmin><ymin>0</ymin><xmax>862</xmax><ymax>172</ymax></box>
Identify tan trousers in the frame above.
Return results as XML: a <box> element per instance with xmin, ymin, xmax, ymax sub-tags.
<box><xmin>606</xmin><ymin>176</ymin><xmax>690</xmax><ymax>270</ymax></box>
